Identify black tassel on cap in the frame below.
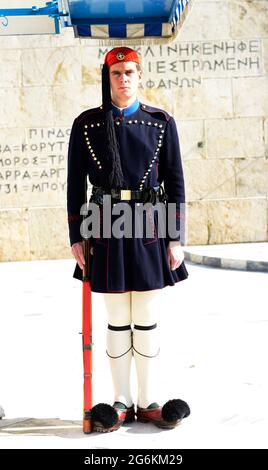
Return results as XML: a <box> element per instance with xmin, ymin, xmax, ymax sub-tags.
<box><xmin>102</xmin><ymin>64</ymin><xmax>125</xmax><ymax>189</ymax></box>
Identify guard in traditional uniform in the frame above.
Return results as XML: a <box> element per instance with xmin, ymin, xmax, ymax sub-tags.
<box><xmin>67</xmin><ymin>47</ymin><xmax>190</xmax><ymax>432</ymax></box>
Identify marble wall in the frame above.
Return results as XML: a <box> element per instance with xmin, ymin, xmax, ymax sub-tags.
<box><xmin>0</xmin><ymin>0</ymin><xmax>267</xmax><ymax>260</ymax></box>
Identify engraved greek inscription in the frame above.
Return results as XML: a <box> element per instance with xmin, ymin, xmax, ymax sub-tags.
<box><xmin>103</xmin><ymin>40</ymin><xmax>261</xmax><ymax>89</ymax></box>
<box><xmin>0</xmin><ymin>127</ymin><xmax>69</xmax><ymax>205</ymax></box>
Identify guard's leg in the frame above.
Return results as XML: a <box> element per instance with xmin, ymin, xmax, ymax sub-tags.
<box><xmin>104</xmin><ymin>292</ymin><xmax>133</xmax><ymax>408</ymax></box>
<box><xmin>91</xmin><ymin>292</ymin><xmax>134</xmax><ymax>432</ymax></box>
<box><xmin>131</xmin><ymin>289</ymin><xmax>162</xmax><ymax>409</ymax></box>
<box><xmin>131</xmin><ymin>289</ymin><xmax>190</xmax><ymax>429</ymax></box>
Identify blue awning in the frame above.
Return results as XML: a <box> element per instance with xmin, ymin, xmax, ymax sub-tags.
<box><xmin>0</xmin><ymin>1</ymin><xmax>193</xmax><ymax>41</ymax></box>
<box><xmin>0</xmin><ymin>1</ymin><xmax>62</xmax><ymax>35</ymax></box>
<box><xmin>62</xmin><ymin>0</ymin><xmax>193</xmax><ymax>42</ymax></box>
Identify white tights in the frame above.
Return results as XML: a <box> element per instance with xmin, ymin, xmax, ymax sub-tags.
<box><xmin>103</xmin><ymin>290</ymin><xmax>162</xmax><ymax>409</ymax></box>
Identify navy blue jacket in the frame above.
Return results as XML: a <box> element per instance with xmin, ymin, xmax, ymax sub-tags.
<box><xmin>67</xmin><ymin>100</ymin><xmax>188</xmax><ymax>292</ymax></box>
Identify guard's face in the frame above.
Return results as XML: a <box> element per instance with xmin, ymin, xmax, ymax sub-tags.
<box><xmin>109</xmin><ymin>61</ymin><xmax>142</xmax><ymax>104</ymax></box>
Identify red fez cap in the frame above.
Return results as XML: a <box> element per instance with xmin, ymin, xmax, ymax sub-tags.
<box><xmin>104</xmin><ymin>47</ymin><xmax>141</xmax><ymax>68</ymax></box>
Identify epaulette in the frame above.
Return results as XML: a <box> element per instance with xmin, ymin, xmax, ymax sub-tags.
<box><xmin>140</xmin><ymin>103</ymin><xmax>170</xmax><ymax>122</ymax></box>
<box><xmin>76</xmin><ymin>105</ymin><xmax>103</xmax><ymax>123</ymax></box>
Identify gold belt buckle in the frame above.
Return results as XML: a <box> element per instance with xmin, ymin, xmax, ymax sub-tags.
<box><xmin>120</xmin><ymin>189</ymin><xmax>132</xmax><ymax>200</ymax></box>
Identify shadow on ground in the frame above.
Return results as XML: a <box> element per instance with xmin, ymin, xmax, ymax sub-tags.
<box><xmin>0</xmin><ymin>417</ymin><xmax>161</xmax><ymax>438</ymax></box>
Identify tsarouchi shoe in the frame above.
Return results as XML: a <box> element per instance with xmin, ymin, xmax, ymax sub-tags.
<box><xmin>91</xmin><ymin>401</ymin><xmax>135</xmax><ymax>433</ymax></box>
<box><xmin>136</xmin><ymin>399</ymin><xmax>190</xmax><ymax>429</ymax></box>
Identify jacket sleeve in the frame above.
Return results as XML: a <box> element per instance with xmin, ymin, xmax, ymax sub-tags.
<box><xmin>160</xmin><ymin>116</ymin><xmax>185</xmax><ymax>242</ymax></box>
<box><xmin>67</xmin><ymin>118</ymin><xmax>87</xmax><ymax>246</ymax></box>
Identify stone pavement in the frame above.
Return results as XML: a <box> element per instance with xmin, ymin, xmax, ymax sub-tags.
<box><xmin>184</xmin><ymin>242</ymin><xmax>268</xmax><ymax>272</ymax></box>
<box><xmin>0</xmin><ymin>257</ymin><xmax>267</xmax><ymax>449</ymax></box>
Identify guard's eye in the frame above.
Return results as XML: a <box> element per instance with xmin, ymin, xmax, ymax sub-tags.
<box><xmin>112</xmin><ymin>71</ymin><xmax>135</xmax><ymax>77</ymax></box>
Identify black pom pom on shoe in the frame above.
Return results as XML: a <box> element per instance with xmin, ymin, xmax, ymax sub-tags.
<box><xmin>91</xmin><ymin>403</ymin><xmax>118</xmax><ymax>429</ymax></box>
<box><xmin>162</xmin><ymin>399</ymin><xmax>191</xmax><ymax>422</ymax></box>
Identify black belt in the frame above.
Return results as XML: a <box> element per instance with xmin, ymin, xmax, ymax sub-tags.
<box><xmin>90</xmin><ymin>185</ymin><xmax>168</xmax><ymax>204</ymax></box>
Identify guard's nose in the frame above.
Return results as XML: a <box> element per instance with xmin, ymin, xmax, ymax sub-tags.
<box><xmin>120</xmin><ymin>73</ymin><xmax>128</xmax><ymax>83</ymax></box>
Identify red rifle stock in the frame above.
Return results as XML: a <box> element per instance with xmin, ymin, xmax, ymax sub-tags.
<box><xmin>82</xmin><ymin>239</ymin><xmax>93</xmax><ymax>433</ymax></box>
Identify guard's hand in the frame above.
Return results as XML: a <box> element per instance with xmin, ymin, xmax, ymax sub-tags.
<box><xmin>71</xmin><ymin>242</ymin><xmax>94</xmax><ymax>269</ymax></box>
<box><xmin>71</xmin><ymin>242</ymin><xmax>85</xmax><ymax>270</ymax></box>
<box><xmin>167</xmin><ymin>241</ymin><xmax>184</xmax><ymax>271</ymax></box>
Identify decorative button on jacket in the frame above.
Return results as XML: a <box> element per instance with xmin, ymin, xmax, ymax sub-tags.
<box><xmin>67</xmin><ymin>101</ymin><xmax>188</xmax><ymax>293</ymax></box>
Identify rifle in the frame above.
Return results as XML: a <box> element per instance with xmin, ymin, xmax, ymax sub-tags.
<box><xmin>82</xmin><ymin>179</ymin><xmax>93</xmax><ymax>433</ymax></box>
